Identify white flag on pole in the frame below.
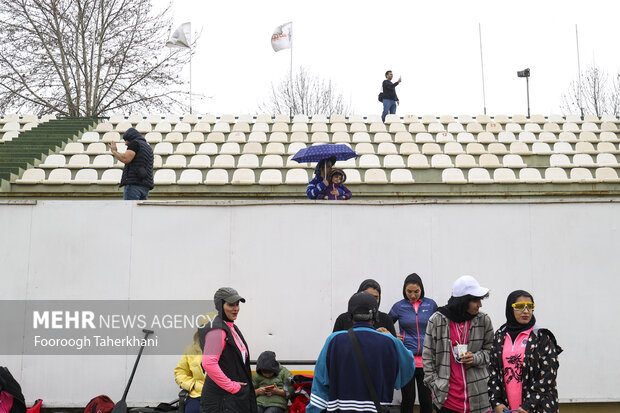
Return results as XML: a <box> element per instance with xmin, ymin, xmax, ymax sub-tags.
<box><xmin>271</xmin><ymin>22</ymin><xmax>292</xmax><ymax>52</ymax></box>
<box><xmin>166</xmin><ymin>22</ymin><xmax>191</xmax><ymax>49</ymax></box>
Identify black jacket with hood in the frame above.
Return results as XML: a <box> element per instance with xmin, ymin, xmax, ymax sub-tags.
<box><xmin>332</xmin><ymin>279</ymin><xmax>397</xmax><ymax>336</ymax></box>
<box><xmin>120</xmin><ymin>128</ymin><xmax>154</xmax><ymax>189</ymax></box>
<box><xmin>197</xmin><ymin>304</ymin><xmax>257</xmax><ymax>413</ymax></box>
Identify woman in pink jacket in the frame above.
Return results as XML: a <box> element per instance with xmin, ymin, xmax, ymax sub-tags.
<box><xmin>198</xmin><ymin>287</ymin><xmax>257</xmax><ymax>413</ymax></box>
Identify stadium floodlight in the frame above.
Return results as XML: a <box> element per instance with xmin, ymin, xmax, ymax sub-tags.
<box><xmin>517</xmin><ymin>68</ymin><xmax>531</xmax><ymax>118</ymax></box>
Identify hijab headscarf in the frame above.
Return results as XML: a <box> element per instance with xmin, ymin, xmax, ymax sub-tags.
<box><xmin>437</xmin><ymin>295</ymin><xmax>478</xmax><ymax>323</ymax></box>
<box><xmin>505</xmin><ymin>289</ymin><xmax>536</xmax><ymax>341</ymax></box>
<box><xmin>357</xmin><ymin>279</ymin><xmax>381</xmax><ymax>305</ymax></box>
<box><xmin>402</xmin><ymin>273</ymin><xmax>425</xmax><ymax>301</ymax></box>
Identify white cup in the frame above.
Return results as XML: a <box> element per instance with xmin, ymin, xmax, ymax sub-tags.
<box><xmin>456</xmin><ymin>344</ymin><xmax>468</xmax><ymax>357</ymax></box>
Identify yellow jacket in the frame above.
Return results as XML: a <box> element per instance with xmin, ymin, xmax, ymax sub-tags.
<box><xmin>174</xmin><ymin>342</ymin><xmax>206</xmax><ymax>398</ymax></box>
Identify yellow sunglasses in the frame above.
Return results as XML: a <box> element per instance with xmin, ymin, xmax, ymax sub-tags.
<box><xmin>512</xmin><ymin>302</ymin><xmax>535</xmax><ymax>311</ymax></box>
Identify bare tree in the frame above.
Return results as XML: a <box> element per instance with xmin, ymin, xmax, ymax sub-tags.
<box><xmin>0</xmin><ymin>0</ymin><xmax>193</xmax><ymax>116</ymax></box>
<box><xmin>561</xmin><ymin>66</ymin><xmax>620</xmax><ymax>117</ymax></box>
<box><xmin>259</xmin><ymin>67</ymin><xmax>352</xmax><ymax>116</ymax></box>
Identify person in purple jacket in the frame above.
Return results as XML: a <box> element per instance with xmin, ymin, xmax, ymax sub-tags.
<box><xmin>316</xmin><ymin>169</ymin><xmax>351</xmax><ymax>200</ymax></box>
<box><xmin>389</xmin><ymin>273</ymin><xmax>437</xmax><ymax>413</ymax></box>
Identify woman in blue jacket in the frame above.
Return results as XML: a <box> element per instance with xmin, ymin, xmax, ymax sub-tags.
<box><xmin>389</xmin><ymin>273</ymin><xmax>437</xmax><ymax>413</ymax></box>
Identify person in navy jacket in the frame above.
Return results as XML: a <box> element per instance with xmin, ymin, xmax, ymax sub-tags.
<box><xmin>306</xmin><ymin>157</ymin><xmax>336</xmax><ymax>199</ymax></box>
<box><xmin>389</xmin><ymin>273</ymin><xmax>437</xmax><ymax>413</ymax></box>
<box><xmin>307</xmin><ymin>292</ymin><xmax>414</xmax><ymax>413</ymax></box>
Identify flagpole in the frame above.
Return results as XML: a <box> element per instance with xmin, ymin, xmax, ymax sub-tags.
<box><xmin>478</xmin><ymin>23</ymin><xmax>487</xmax><ymax>115</ymax></box>
<box><xmin>290</xmin><ymin>26</ymin><xmax>293</xmax><ymax>117</ymax></box>
<box><xmin>189</xmin><ymin>46</ymin><xmax>193</xmax><ymax>114</ymax></box>
<box><xmin>575</xmin><ymin>24</ymin><xmax>583</xmax><ymax>119</ymax></box>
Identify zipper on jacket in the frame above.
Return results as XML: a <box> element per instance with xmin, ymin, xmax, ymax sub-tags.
<box><xmin>415</xmin><ymin>309</ymin><xmax>421</xmax><ymax>355</ymax></box>
<box><xmin>412</xmin><ymin>301</ymin><xmax>421</xmax><ymax>356</ymax></box>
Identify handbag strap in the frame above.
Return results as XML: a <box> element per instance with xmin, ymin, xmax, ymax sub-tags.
<box><xmin>348</xmin><ymin>328</ymin><xmax>385</xmax><ymax>413</ymax></box>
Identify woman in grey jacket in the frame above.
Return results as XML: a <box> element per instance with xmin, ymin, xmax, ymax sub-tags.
<box><xmin>422</xmin><ymin>275</ymin><xmax>494</xmax><ymax>413</ymax></box>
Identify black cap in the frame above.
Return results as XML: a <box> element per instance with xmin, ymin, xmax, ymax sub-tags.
<box><xmin>348</xmin><ymin>291</ymin><xmax>378</xmax><ymax>322</ymax></box>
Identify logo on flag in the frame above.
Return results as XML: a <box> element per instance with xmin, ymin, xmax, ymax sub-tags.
<box><xmin>271</xmin><ymin>22</ymin><xmax>292</xmax><ymax>52</ymax></box>
<box><xmin>166</xmin><ymin>22</ymin><xmax>191</xmax><ymax>49</ymax></box>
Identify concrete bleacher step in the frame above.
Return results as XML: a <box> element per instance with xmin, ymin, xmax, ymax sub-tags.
<box><xmin>4</xmin><ymin>114</ymin><xmax>620</xmax><ymax>198</ymax></box>
<box><xmin>0</xmin><ymin>117</ymin><xmax>97</xmax><ymax>181</ymax></box>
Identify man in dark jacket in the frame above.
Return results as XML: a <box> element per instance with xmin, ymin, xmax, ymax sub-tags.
<box><xmin>109</xmin><ymin>128</ymin><xmax>154</xmax><ymax>200</ymax></box>
<box><xmin>381</xmin><ymin>70</ymin><xmax>402</xmax><ymax>122</ymax></box>
<box><xmin>307</xmin><ymin>292</ymin><xmax>414</xmax><ymax>413</ymax></box>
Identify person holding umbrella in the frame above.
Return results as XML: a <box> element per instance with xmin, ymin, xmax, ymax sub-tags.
<box><xmin>292</xmin><ymin>143</ymin><xmax>358</xmax><ymax>200</ymax></box>
<box><xmin>306</xmin><ymin>156</ymin><xmax>336</xmax><ymax>199</ymax></box>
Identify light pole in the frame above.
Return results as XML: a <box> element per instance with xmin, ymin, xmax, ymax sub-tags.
<box><xmin>517</xmin><ymin>68</ymin><xmax>530</xmax><ymax>118</ymax></box>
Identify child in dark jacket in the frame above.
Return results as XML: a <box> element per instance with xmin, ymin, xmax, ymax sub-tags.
<box><xmin>316</xmin><ymin>169</ymin><xmax>351</xmax><ymax>200</ymax></box>
<box><xmin>252</xmin><ymin>351</ymin><xmax>292</xmax><ymax>413</ymax></box>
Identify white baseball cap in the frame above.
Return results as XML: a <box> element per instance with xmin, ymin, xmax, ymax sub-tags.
<box><xmin>452</xmin><ymin>275</ymin><xmax>489</xmax><ymax>298</ymax></box>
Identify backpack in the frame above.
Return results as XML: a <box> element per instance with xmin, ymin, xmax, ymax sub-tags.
<box><xmin>378</xmin><ymin>92</ymin><xmax>384</xmax><ymax>102</ymax></box>
<box><xmin>84</xmin><ymin>395</ymin><xmax>114</xmax><ymax>413</ymax></box>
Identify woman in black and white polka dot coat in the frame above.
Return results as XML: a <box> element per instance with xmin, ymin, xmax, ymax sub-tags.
<box><xmin>487</xmin><ymin>290</ymin><xmax>563</xmax><ymax>413</ymax></box>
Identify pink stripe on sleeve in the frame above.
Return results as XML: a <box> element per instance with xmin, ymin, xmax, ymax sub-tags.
<box><xmin>201</xmin><ymin>329</ymin><xmax>241</xmax><ymax>394</ymax></box>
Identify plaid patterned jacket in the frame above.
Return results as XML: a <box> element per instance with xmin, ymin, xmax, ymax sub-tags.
<box><xmin>422</xmin><ymin>311</ymin><xmax>494</xmax><ymax>413</ymax></box>
<box><xmin>487</xmin><ymin>325</ymin><xmax>562</xmax><ymax>413</ymax></box>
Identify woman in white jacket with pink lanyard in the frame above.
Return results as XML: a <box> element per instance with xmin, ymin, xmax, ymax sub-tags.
<box><xmin>198</xmin><ymin>287</ymin><xmax>257</xmax><ymax>413</ymax></box>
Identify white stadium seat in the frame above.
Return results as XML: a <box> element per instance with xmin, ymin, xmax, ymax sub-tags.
<box><xmin>442</xmin><ymin>168</ymin><xmax>466</xmax><ymax>184</ymax></box>
<box><xmin>16</xmin><ymin>169</ymin><xmax>45</xmax><ymax>184</ymax></box>
<box><xmin>154</xmin><ymin>169</ymin><xmax>176</xmax><ymax>184</ymax></box>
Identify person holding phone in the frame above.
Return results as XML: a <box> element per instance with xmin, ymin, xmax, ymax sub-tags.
<box><xmin>381</xmin><ymin>70</ymin><xmax>402</xmax><ymax>122</ymax></box>
<box><xmin>108</xmin><ymin>127</ymin><xmax>154</xmax><ymax>200</ymax></box>
<box><xmin>487</xmin><ymin>290</ymin><xmax>562</xmax><ymax>413</ymax></box>
<box><xmin>252</xmin><ymin>351</ymin><xmax>292</xmax><ymax>413</ymax></box>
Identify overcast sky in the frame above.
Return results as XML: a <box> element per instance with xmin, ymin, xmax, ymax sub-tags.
<box><xmin>162</xmin><ymin>0</ymin><xmax>620</xmax><ymax>117</ymax></box>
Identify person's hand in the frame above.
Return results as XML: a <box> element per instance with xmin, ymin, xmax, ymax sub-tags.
<box><xmin>398</xmin><ymin>76</ymin><xmax>402</xmax><ymax>83</ymax></box>
<box><xmin>324</xmin><ymin>196</ymin><xmax>328</xmax><ymax>200</ymax></box>
<box><xmin>376</xmin><ymin>327</ymin><xmax>389</xmax><ymax>334</ymax></box>
<box><xmin>108</xmin><ymin>142</ymin><xmax>117</xmax><ymax>152</ymax></box>
<box><xmin>493</xmin><ymin>404</ymin><xmax>508</xmax><ymax>413</ymax></box>
<box><xmin>255</xmin><ymin>386</ymin><xmax>266</xmax><ymax>396</ymax></box>
<box><xmin>517</xmin><ymin>408</ymin><xmax>528</xmax><ymax>413</ymax></box>
<box><xmin>461</xmin><ymin>352</ymin><xmax>474</xmax><ymax>365</ymax></box>
<box><xmin>330</xmin><ymin>188</ymin><xmax>339</xmax><ymax>195</ymax></box>
<box><xmin>396</xmin><ymin>333</ymin><xmax>403</xmax><ymax>341</ymax></box>
<box><xmin>264</xmin><ymin>385</ymin><xmax>277</xmax><ymax>396</ymax></box>
<box><xmin>396</xmin><ymin>100</ymin><xmax>400</xmax><ymax>105</ymax></box>
<box><xmin>323</xmin><ymin>178</ymin><xmax>329</xmax><ymax>186</ymax></box>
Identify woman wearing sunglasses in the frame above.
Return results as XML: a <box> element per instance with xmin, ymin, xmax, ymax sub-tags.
<box><xmin>487</xmin><ymin>290</ymin><xmax>563</xmax><ymax>413</ymax></box>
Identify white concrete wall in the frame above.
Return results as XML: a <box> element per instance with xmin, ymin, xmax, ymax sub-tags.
<box><xmin>1</xmin><ymin>200</ymin><xmax>618</xmax><ymax>405</ymax></box>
